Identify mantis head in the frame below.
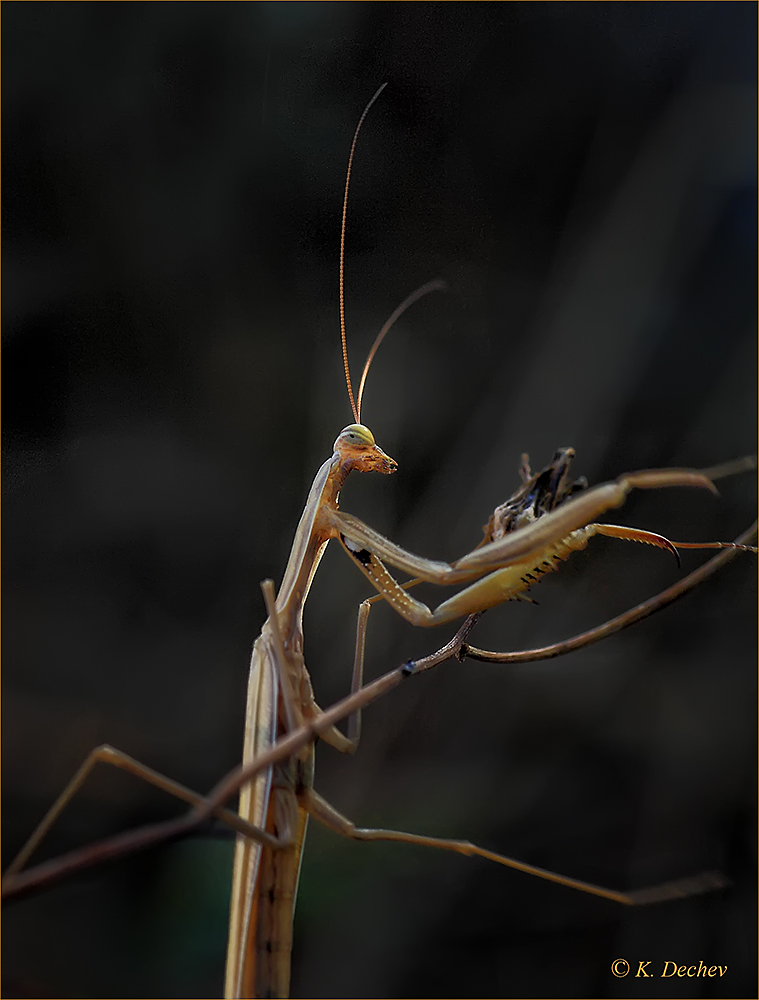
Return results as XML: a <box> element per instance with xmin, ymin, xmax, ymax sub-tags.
<box><xmin>333</xmin><ymin>423</ymin><xmax>397</xmax><ymax>475</ymax></box>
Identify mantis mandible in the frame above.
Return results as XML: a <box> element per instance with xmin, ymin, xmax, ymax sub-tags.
<box><xmin>3</xmin><ymin>86</ymin><xmax>756</xmax><ymax>999</ymax></box>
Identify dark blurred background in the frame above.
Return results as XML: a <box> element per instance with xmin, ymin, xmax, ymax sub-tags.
<box><xmin>3</xmin><ymin>3</ymin><xmax>756</xmax><ymax>998</ymax></box>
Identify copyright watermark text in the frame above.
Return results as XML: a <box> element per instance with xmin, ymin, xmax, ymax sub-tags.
<box><xmin>611</xmin><ymin>959</ymin><xmax>727</xmax><ymax>979</ymax></box>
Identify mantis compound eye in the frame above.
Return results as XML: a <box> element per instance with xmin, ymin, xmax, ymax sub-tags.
<box><xmin>337</xmin><ymin>424</ymin><xmax>376</xmax><ymax>447</ymax></box>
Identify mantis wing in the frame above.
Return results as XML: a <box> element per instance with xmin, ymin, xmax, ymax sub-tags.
<box><xmin>224</xmin><ymin>634</ymin><xmax>277</xmax><ymax>999</ymax></box>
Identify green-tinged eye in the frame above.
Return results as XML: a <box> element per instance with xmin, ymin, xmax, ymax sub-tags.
<box><xmin>338</xmin><ymin>423</ymin><xmax>376</xmax><ymax>446</ymax></box>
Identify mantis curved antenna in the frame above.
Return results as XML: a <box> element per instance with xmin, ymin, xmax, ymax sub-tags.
<box><xmin>338</xmin><ymin>82</ymin><xmax>445</xmax><ymax>424</ymax></box>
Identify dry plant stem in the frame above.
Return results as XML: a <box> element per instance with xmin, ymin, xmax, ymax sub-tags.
<box><xmin>3</xmin><ymin>523</ymin><xmax>755</xmax><ymax>903</ymax></box>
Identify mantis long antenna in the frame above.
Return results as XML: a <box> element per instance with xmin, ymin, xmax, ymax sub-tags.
<box><xmin>355</xmin><ymin>278</ymin><xmax>447</xmax><ymax>422</ymax></box>
<box><xmin>339</xmin><ymin>85</ymin><xmax>447</xmax><ymax>424</ymax></box>
<box><xmin>340</xmin><ymin>83</ymin><xmax>387</xmax><ymax>423</ymax></box>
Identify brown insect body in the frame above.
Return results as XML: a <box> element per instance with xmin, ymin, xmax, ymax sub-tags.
<box><xmin>226</xmin><ymin>426</ymin><xmax>399</xmax><ymax>998</ymax></box>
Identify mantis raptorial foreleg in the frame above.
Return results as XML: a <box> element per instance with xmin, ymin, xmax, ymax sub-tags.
<box><xmin>333</xmin><ymin>455</ymin><xmax>755</xmax><ymax>748</ymax></box>
<box><xmin>332</xmin><ymin>468</ymin><xmax>754</xmax><ymax>631</ymax></box>
<box><xmin>332</xmin><ymin>466</ymin><xmax>718</xmax><ymax>585</ymax></box>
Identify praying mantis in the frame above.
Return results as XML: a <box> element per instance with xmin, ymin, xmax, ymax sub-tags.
<box><xmin>4</xmin><ymin>82</ymin><xmax>757</xmax><ymax>1000</ymax></box>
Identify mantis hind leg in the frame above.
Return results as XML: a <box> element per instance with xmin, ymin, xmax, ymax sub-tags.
<box><xmin>303</xmin><ymin>788</ymin><xmax>727</xmax><ymax>907</ymax></box>
<box><xmin>4</xmin><ymin>743</ymin><xmax>282</xmax><ymax>882</ymax></box>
